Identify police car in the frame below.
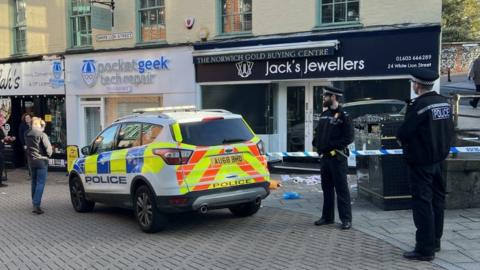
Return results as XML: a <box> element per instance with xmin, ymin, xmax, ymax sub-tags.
<box><xmin>68</xmin><ymin>106</ymin><xmax>270</xmax><ymax>233</ymax></box>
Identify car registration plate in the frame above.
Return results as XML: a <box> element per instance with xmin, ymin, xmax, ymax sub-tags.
<box><xmin>211</xmin><ymin>154</ymin><xmax>243</xmax><ymax>165</ymax></box>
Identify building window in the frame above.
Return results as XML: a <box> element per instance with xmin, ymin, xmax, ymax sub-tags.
<box><xmin>320</xmin><ymin>0</ymin><xmax>359</xmax><ymax>25</ymax></box>
<box><xmin>70</xmin><ymin>0</ymin><xmax>92</xmax><ymax>47</ymax></box>
<box><xmin>221</xmin><ymin>0</ymin><xmax>252</xmax><ymax>34</ymax></box>
<box><xmin>13</xmin><ymin>0</ymin><xmax>27</xmax><ymax>54</ymax></box>
<box><xmin>202</xmin><ymin>84</ymin><xmax>276</xmax><ymax>134</ymax></box>
<box><xmin>138</xmin><ymin>0</ymin><xmax>166</xmax><ymax>42</ymax></box>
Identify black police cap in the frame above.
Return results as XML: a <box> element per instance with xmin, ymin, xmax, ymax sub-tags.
<box><xmin>410</xmin><ymin>69</ymin><xmax>439</xmax><ymax>86</ymax></box>
<box><xmin>323</xmin><ymin>86</ymin><xmax>344</xmax><ymax>96</ymax></box>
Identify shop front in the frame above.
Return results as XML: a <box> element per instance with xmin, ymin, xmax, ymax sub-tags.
<box><xmin>193</xmin><ymin>25</ymin><xmax>441</xmax><ymax>153</ymax></box>
<box><xmin>0</xmin><ymin>60</ymin><xmax>66</xmax><ymax>169</ymax></box>
<box><xmin>64</xmin><ymin>46</ymin><xmax>196</xmax><ymax>148</ymax></box>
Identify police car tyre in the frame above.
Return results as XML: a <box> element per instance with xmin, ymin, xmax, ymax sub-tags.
<box><xmin>229</xmin><ymin>200</ymin><xmax>261</xmax><ymax>217</ymax></box>
<box><xmin>69</xmin><ymin>176</ymin><xmax>95</xmax><ymax>212</ymax></box>
<box><xmin>134</xmin><ymin>185</ymin><xmax>168</xmax><ymax>233</ymax></box>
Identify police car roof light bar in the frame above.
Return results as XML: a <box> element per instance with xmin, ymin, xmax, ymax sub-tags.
<box><xmin>133</xmin><ymin>105</ymin><xmax>197</xmax><ymax>114</ymax></box>
<box><xmin>200</xmin><ymin>109</ymin><xmax>232</xmax><ymax>114</ymax></box>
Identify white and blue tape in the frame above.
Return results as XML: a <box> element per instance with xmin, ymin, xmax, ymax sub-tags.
<box><xmin>266</xmin><ymin>146</ymin><xmax>480</xmax><ymax>157</ymax></box>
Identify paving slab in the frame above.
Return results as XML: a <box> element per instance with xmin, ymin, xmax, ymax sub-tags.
<box><xmin>0</xmin><ymin>169</ymin><xmax>444</xmax><ymax>270</ymax></box>
<box><xmin>267</xmin><ymin>173</ymin><xmax>480</xmax><ymax>270</ymax></box>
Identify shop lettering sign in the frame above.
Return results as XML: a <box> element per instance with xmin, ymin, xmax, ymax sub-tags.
<box><xmin>264</xmin><ymin>57</ymin><xmax>366</xmax><ymax>76</ymax></box>
<box><xmin>195</xmin><ymin>26</ymin><xmax>440</xmax><ymax>83</ymax></box>
<box><xmin>0</xmin><ymin>61</ymin><xmax>64</xmax><ymax>95</ymax></box>
<box><xmin>194</xmin><ymin>46</ymin><xmax>335</xmax><ymax>64</ymax></box>
<box><xmin>0</xmin><ymin>66</ymin><xmax>21</xmax><ymax>90</ymax></box>
<box><xmin>80</xmin><ymin>56</ymin><xmax>170</xmax><ymax>92</ymax></box>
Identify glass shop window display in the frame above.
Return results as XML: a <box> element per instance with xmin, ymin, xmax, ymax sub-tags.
<box><xmin>8</xmin><ymin>96</ymin><xmax>67</xmax><ymax>169</ymax></box>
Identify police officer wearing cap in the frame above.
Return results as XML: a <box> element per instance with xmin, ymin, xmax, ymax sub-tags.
<box><xmin>397</xmin><ymin>69</ymin><xmax>454</xmax><ymax>261</ymax></box>
<box><xmin>313</xmin><ymin>86</ymin><xmax>354</xmax><ymax>230</ymax></box>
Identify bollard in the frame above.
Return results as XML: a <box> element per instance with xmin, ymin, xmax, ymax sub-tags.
<box><xmin>453</xmin><ymin>94</ymin><xmax>460</xmax><ymax>128</ymax></box>
<box><xmin>448</xmin><ymin>68</ymin><xmax>451</xmax><ymax>82</ymax></box>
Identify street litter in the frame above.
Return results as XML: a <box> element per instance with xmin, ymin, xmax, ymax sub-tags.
<box><xmin>283</xmin><ymin>191</ymin><xmax>301</xmax><ymax>200</ymax></box>
<box><xmin>280</xmin><ymin>175</ymin><xmax>321</xmax><ymax>185</ymax></box>
<box><xmin>269</xmin><ymin>180</ymin><xmax>282</xmax><ymax>189</ymax></box>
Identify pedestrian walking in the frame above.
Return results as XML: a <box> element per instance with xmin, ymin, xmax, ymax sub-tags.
<box><xmin>26</xmin><ymin>117</ymin><xmax>52</xmax><ymax>214</ymax></box>
<box><xmin>468</xmin><ymin>55</ymin><xmax>480</xmax><ymax>108</ymax></box>
<box><xmin>397</xmin><ymin>69</ymin><xmax>454</xmax><ymax>261</ymax></box>
<box><xmin>0</xmin><ymin>112</ymin><xmax>15</xmax><ymax>187</ymax></box>
<box><xmin>312</xmin><ymin>86</ymin><xmax>354</xmax><ymax>230</ymax></box>
<box><xmin>19</xmin><ymin>113</ymin><xmax>33</xmax><ymax>175</ymax></box>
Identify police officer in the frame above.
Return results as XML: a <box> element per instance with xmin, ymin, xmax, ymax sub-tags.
<box><xmin>397</xmin><ymin>69</ymin><xmax>454</xmax><ymax>261</ymax></box>
<box><xmin>313</xmin><ymin>86</ymin><xmax>354</xmax><ymax>230</ymax></box>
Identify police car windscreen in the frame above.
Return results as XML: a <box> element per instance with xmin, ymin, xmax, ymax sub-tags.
<box><xmin>180</xmin><ymin>118</ymin><xmax>254</xmax><ymax>146</ymax></box>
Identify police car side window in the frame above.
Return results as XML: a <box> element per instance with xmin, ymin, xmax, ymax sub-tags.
<box><xmin>141</xmin><ymin>124</ymin><xmax>163</xmax><ymax>145</ymax></box>
<box><xmin>91</xmin><ymin>125</ymin><xmax>119</xmax><ymax>155</ymax></box>
<box><xmin>116</xmin><ymin>123</ymin><xmax>142</xmax><ymax>149</ymax></box>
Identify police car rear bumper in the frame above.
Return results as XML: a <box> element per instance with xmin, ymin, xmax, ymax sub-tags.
<box><xmin>155</xmin><ymin>182</ymin><xmax>270</xmax><ymax>213</ymax></box>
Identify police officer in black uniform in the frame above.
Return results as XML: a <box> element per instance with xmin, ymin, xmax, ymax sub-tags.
<box><xmin>313</xmin><ymin>86</ymin><xmax>354</xmax><ymax>230</ymax></box>
<box><xmin>397</xmin><ymin>69</ymin><xmax>454</xmax><ymax>261</ymax></box>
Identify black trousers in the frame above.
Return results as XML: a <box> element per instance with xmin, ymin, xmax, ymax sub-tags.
<box><xmin>472</xmin><ymin>84</ymin><xmax>480</xmax><ymax>107</ymax></box>
<box><xmin>320</xmin><ymin>156</ymin><xmax>352</xmax><ymax>223</ymax></box>
<box><xmin>408</xmin><ymin>162</ymin><xmax>446</xmax><ymax>256</ymax></box>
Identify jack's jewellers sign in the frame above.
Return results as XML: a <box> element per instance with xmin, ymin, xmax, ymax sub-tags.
<box><xmin>194</xmin><ymin>26</ymin><xmax>440</xmax><ymax>82</ymax></box>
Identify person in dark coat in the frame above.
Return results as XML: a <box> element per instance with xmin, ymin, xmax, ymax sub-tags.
<box><xmin>0</xmin><ymin>112</ymin><xmax>15</xmax><ymax>187</ymax></box>
<box><xmin>312</xmin><ymin>86</ymin><xmax>354</xmax><ymax>230</ymax></box>
<box><xmin>26</xmin><ymin>117</ymin><xmax>52</xmax><ymax>214</ymax></box>
<box><xmin>19</xmin><ymin>113</ymin><xmax>32</xmax><ymax>147</ymax></box>
<box><xmin>468</xmin><ymin>56</ymin><xmax>480</xmax><ymax>108</ymax></box>
<box><xmin>19</xmin><ymin>113</ymin><xmax>33</xmax><ymax>174</ymax></box>
<box><xmin>397</xmin><ymin>69</ymin><xmax>454</xmax><ymax>261</ymax></box>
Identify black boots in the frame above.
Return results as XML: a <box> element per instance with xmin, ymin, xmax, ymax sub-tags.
<box><xmin>403</xmin><ymin>251</ymin><xmax>434</xmax><ymax>261</ymax></box>
<box><xmin>314</xmin><ymin>218</ymin><xmax>334</xmax><ymax>226</ymax></box>
<box><xmin>32</xmin><ymin>206</ymin><xmax>44</xmax><ymax>215</ymax></box>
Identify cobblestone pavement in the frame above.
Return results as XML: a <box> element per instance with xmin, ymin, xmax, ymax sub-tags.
<box><xmin>0</xmin><ymin>169</ymin><xmax>442</xmax><ymax>270</ymax></box>
<box><xmin>264</xmin><ymin>174</ymin><xmax>480</xmax><ymax>270</ymax></box>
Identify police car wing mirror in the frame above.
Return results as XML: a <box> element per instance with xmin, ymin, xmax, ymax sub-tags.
<box><xmin>81</xmin><ymin>146</ymin><xmax>91</xmax><ymax>156</ymax></box>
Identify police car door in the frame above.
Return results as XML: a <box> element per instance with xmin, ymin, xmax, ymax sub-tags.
<box><xmin>83</xmin><ymin>124</ymin><xmax>119</xmax><ymax>194</ymax></box>
<box><xmin>112</xmin><ymin>122</ymin><xmax>142</xmax><ymax>191</ymax></box>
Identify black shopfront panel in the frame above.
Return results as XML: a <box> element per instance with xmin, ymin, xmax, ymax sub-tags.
<box><xmin>4</xmin><ymin>96</ymin><xmax>66</xmax><ymax>169</ymax></box>
<box><xmin>194</xmin><ymin>26</ymin><xmax>440</xmax><ymax>83</ymax></box>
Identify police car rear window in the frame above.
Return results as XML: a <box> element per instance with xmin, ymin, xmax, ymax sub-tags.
<box><xmin>180</xmin><ymin>118</ymin><xmax>254</xmax><ymax>146</ymax></box>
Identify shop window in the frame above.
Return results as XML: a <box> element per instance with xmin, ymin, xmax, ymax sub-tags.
<box><xmin>116</xmin><ymin>123</ymin><xmax>142</xmax><ymax>149</ymax></box>
<box><xmin>318</xmin><ymin>0</ymin><xmax>359</xmax><ymax>26</ymax></box>
<box><xmin>332</xmin><ymin>79</ymin><xmax>410</xmax><ymax>103</ymax></box>
<box><xmin>201</xmin><ymin>84</ymin><xmax>276</xmax><ymax>134</ymax></box>
<box><xmin>105</xmin><ymin>96</ymin><xmax>162</xmax><ymax>126</ymax></box>
<box><xmin>70</xmin><ymin>0</ymin><xmax>92</xmax><ymax>47</ymax></box>
<box><xmin>91</xmin><ymin>124</ymin><xmax>118</xmax><ymax>154</ymax></box>
<box><xmin>220</xmin><ymin>0</ymin><xmax>252</xmax><ymax>34</ymax></box>
<box><xmin>138</xmin><ymin>0</ymin><xmax>166</xmax><ymax>42</ymax></box>
<box><xmin>45</xmin><ymin>97</ymin><xmax>67</xmax><ymax>156</ymax></box>
<box><xmin>13</xmin><ymin>0</ymin><xmax>26</xmax><ymax>54</ymax></box>
<box><xmin>141</xmin><ymin>124</ymin><xmax>163</xmax><ymax>145</ymax></box>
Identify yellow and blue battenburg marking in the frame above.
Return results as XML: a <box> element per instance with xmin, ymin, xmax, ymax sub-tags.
<box><xmin>97</xmin><ymin>152</ymin><xmax>112</xmax><ymax>174</ymax></box>
<box><xmin>73</xmin><ymin>158</ymin><xmax>85</xmax><ymax>174</ymax></box>
<box><xmin>126</xmin><ymin>147</ymin><xmax>146</xmax><ymax>173</ymax></box>
<box><xmin>72</xmin><ymin>146</ymin><xmax>148</xmax><ymax>175</ymax></box>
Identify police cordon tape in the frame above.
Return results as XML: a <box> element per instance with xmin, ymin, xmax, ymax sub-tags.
<box><xmin>266</xmin><ymin>146</ymin><xmax>480</xmax><ymax>157</ymax></box>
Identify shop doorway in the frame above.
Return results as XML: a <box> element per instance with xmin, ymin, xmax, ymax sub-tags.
<box><xmin>79</xmin><ymin>98</ymin><xmax>104</xmax><ymax>147</ymax></box>
<box><xmin>285</xmin><ymin>82</ymin><xmax>329</xmax><ymax>153</ymax></box>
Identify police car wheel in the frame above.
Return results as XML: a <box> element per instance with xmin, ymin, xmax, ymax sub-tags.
<box><xmin>69</xmin><ymin>176</ymin><xmax>95</xmax><ymax>212</ymax></box>
<box><xmin>229</xmin><ymin>200</ymin><xmax>261</xmax><ymax>217</ymax></box>
<box><xmin>134</xmin><ymin>186</ymin><xmax>167</xmax><ymax>233</ymax></box>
